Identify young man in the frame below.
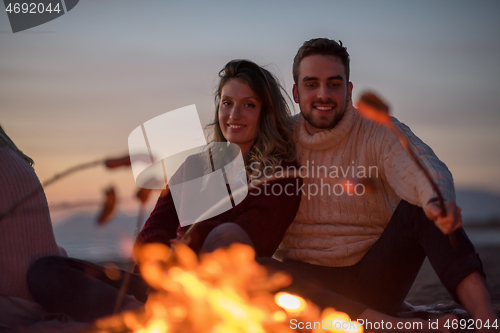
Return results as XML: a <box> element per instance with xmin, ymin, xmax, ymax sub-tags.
<box><xmin>273</xmin><ymin>38</ymin><xmax>496</xmax><ymax>324</ymax></box>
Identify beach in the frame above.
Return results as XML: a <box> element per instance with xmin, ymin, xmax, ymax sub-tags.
<box><xmin>407</xmin><ymin>245</ymin><xmax>500</xmax><ymax>311</ymax></box>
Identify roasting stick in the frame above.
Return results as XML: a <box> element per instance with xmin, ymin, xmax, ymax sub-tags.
<box><xmin>356</xmin><ymin>92</ymin><xmax>457</xmax><ymax>246</ymax></box>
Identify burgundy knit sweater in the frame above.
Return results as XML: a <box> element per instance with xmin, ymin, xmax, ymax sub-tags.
<box><xmin>136</xmin><ymin>158</ymin><xmax>302</xmax><ymax>257</ymax></box>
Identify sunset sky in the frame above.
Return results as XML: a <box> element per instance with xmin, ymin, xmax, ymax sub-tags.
<box><xmin>1</xmin><ymin>0</ymin><xmax>499</xmax><ymax>223</ymax></box>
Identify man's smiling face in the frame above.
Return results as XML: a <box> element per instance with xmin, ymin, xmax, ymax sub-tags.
<box><xmin>293</xmin><ymin>54</ymin><xmax>353</xmax><ymax>134</ymax></box>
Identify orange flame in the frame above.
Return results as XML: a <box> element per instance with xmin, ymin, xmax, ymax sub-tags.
<box><xmin>94</xmin><ymin>243</ymin><xmax>363</xmax><ymax>333</ymax></box>
<box><xmin>274</xmin><ymin>292</ymin><xmax>307</xmax><ymax>315</ymax></box>
<box><xmin>321</xmin><ymin>308</ymin><xmax>364</xmax><ymax>333</ymax></box>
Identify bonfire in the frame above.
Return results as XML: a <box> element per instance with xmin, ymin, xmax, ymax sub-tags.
<box><xmin>91</xmin><ymin>243</ymin><xmax>364</xmax><ymax>333</ymax></box>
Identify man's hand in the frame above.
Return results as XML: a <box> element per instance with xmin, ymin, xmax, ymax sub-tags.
<box><xmin>424</xmin><ymin>200</ymin><xmax>462</xmax><ymax>234</ymax></box>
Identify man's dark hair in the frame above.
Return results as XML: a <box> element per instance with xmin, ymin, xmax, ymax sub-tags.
<box><xmin>293</xmin><ymin>38</ymin><xmax>350</xmax><ymax>84</ymax></box>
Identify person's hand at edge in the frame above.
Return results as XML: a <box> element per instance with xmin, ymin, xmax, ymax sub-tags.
<box><xmin>424</xmin><ymin>199</ymin><xmax>462</xmax><ymax>234</ymax></box>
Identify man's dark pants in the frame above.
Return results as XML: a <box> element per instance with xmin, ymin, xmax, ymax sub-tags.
<box><xmin>258</xmin><ymin>200</ymin><xmax>484</xmax><ymax>317</ymax></box>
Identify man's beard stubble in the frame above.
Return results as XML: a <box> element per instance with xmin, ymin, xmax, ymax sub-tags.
<box><xmin>301</xmin><ymin>99</ymin><xmax>348</xmax><ymax>131</ymax></box>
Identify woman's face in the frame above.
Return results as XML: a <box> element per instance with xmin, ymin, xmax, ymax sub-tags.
<box><xmin>218</xmin><ymin>79</ymin><xmax>262</xmax><ymax>156</ymax></box>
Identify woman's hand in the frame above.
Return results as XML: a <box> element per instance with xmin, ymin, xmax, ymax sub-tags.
<box><xmin>170</xmin><ymin>236</ymin><xmax>190</xmax><ymax>249</ymax></box>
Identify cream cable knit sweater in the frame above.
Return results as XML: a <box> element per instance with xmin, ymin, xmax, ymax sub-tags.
<box><xmin>276</xmin><ymin>107</ymin><xmax>455</xmax><ymax>267</ymax></box>
<box><xmin>0</xmin><ymin>145</ymin><xmax>60</xmax><ymax>300</ymax></box>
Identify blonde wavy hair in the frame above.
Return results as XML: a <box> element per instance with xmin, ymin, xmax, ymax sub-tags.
<box><xmin>208</xmin><ymin>60</ymin><xmax>296</xmax><ymax>179</ymax></box>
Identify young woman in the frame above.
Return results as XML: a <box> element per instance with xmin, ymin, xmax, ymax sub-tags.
<box><xmin>27</xmin><ymin>59</ymin><xmax>304</xmax><ymax>322</ymax></box>
<box><xmin>135</xmin><ymin>59</ymin><xmax>302</xmax><ymax>257</ymax></box>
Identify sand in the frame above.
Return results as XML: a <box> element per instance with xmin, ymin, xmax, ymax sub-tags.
<box><xmin>406</xmin><ymin>245</ymin><xmax>500</xmax><ymax>314</ymax></box>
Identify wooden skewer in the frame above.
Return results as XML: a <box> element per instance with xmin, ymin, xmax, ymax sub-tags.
<box><xmin>357</xmin><ymin>92</ymin><xmax>457</xmax><ymax>246</ymax></box>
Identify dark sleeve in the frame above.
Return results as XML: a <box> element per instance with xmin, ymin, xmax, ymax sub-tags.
<box><xmin>237</xmin><ymin>175</ymin><xmax>302</xmax><ymax>257</ymax></box>
<box><xmin>135</xmin><ymin>157</ymin><xmax>195</xmax><ymax>247</ymax></box>
<box><xmin>186</xmin><ymin>161</ymin><xmax>303</xmax><ymax>257</ymax></box>
<box><xmin>135</xmin><ymin>190</ymin><xmax>180</xmax><ymax>247</ymax></box>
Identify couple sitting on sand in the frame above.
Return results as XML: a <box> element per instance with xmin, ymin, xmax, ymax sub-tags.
<box><xmin>27</xmin><ymin>38</ymin><xmax>497</xmax><ymax>330</ymax></box>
